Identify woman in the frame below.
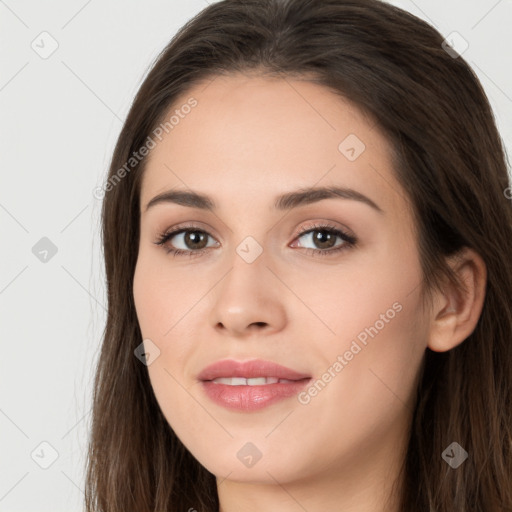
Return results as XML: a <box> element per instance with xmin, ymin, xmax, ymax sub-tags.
<box><xmin>85</xmin><ymin>0</ymin><xmax>512</xmax><ymax>510</ymax></box>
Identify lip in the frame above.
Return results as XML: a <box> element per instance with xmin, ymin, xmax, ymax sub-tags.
<box><xmin>198</xmin><ymin>359</ymin><xmax>311</xmax><ymax>412</ymax></box>
<box><xmin>197</xmin><ymin>358</ymin><xmax>311</xmax><ymax>381</ymax></box>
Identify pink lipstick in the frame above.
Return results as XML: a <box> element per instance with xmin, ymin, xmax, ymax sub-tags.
<box><xmin>198</xmin><ymin>359</ymin><xmax>311</xmax><ymax>412</ymax></box>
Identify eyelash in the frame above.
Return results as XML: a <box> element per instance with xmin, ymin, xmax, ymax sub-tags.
<box><xmin>153</xmin><ymin>222</ymin><xmax>357</xmax><ymax>259</ymax></box>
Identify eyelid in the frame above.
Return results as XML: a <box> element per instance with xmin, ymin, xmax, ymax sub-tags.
<box><xmin>159</xmin><ymin>221</ymin><xmax>221</xmax><ymax>241</ymax></box>
<box><xmin>294</xmin><ymin>220</ymin><xmax>355</xmax><ymax>238</ymax></box>
<box><xmin>154</xmin><ymin>219</ymin><xmax>357</xmax><ymax>255</ymax></box>
<box><xmin>158</xmin><ymin>219</ymin><xmax>353</xmax><ymax>240</ymax></box>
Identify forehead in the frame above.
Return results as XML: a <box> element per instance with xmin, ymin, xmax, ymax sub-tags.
<box><xmin>140</xmin><ymin>73</ymin><xmax>404</xmax><ymax>215</ymax></box>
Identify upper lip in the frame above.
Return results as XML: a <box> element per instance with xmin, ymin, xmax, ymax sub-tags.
<box><xmin>198</xmin><ymin>359</ymin><xmax>311</xmax><ymax>381</ymax></box>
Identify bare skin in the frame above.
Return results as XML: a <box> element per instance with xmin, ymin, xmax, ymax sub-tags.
<box><xmin>132</xmin><ymin>73</ymin><xmax>487</xmax><ymax>512</ymax></box>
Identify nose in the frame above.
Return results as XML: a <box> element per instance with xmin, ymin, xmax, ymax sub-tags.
<box><xmin>208</xmin><ymin>255</ymin><xmax>287</xmax><ymax>339</ymax></box>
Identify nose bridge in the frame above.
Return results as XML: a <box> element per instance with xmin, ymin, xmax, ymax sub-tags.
<box><xmin>208</xmin><ymin>235</ymin><xmax>287</xmax><ymax>336</ymax></box>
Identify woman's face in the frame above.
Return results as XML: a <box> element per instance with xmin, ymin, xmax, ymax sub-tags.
<box><xmin>133</xmin><ymin>74</ymin><xmax>429</xmax><ymax>487</ymax></box>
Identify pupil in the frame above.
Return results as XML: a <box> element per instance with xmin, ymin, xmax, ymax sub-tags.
<box><xmin>185</xmin><ymin>231</ymin><xmax>207</xmax><ymax>249</ymax></box>
<box><xmin>182</xmin><ymin>229</ymin><xmax>336</xmax><ymax>251</ymax></box>
<box><xmin>314</xmin><ymin>230</ymin><xmax>335</xmax><ymax>249</ymax></box>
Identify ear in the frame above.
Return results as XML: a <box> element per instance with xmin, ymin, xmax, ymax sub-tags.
<box><xmin>427</xmin><ymin>247</ymin><xmax>487</xmax><ymax>353</ymax></box>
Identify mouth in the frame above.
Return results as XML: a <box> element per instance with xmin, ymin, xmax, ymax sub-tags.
<box><xmin>197</xmin><ymin>358</ymin><xmax>311</xmax><ymax>382</ymax></box>
<box><xmin>207</xmin><ymin>376</ymin><xmax>308</xmax><ymax>385</ymax></box>
<box><xmin>197</xmin><ymin>359</ymin><xmax>312</xmax><ymax>411</ymax></box>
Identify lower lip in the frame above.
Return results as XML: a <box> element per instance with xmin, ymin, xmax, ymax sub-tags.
<box><xmin>200</xmin><ymin>379</ymin><xmax>311</xmax><ymax>412</ymax></box>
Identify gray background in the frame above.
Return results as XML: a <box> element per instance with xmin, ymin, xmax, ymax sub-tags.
<box><xmin>1</xmin><ymin>0</ymin><xmax>511</xmax><ymax>510</ymax></box>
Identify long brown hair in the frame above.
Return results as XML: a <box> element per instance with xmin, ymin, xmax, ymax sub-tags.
<box><xmin>85</xmin><ymin>0</ymin><xmax>512</xmax><ymax>510</ymax></box>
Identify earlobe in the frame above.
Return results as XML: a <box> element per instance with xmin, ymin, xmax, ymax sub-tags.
<box><xmin>427</xmin><ymin>247</ymin><xmax>487</xmax><ymax>353</ymax></box>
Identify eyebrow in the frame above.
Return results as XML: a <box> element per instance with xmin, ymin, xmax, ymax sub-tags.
<box><xmin>144</xmin><ymin>185</ymin><xmax>384</xmax><ymax>214</ymax></box>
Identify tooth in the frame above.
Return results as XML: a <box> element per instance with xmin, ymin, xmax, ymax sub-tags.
<box><xmin>210</xmin><ymin>377</ymin><xmax>289</xmax><ymax>385</ymax></box>
<box><xmin>229</xmin><ymin>377</ymin><xmax>248</xmax><ymax>386</ymax></box>
<box><xmin>212</xmin><ymin>377</ymin><xmax>246</xmax><ymax>385</ymax></box>
<box><xmin>211</xmin><ymin>378</ymin><xmax>227</xmax><ymax>384</ymax></box>
<box><xmin>247</xmin><ymin>377</ymin><xmax>267</xmax><ymax>386</ymax></box>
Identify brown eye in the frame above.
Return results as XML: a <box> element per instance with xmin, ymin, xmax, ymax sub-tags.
<box><xmin>155</xmin><ymin>226</ymin><xmax>219</xmax><ymax>256</ymax></box>
<box><xmin>180</xmin><ymin>230</ymin><xmax>209</xmax><ymax>250</ymax></box>
<box><xmin>304</xmin><ymin>229</ymin><xmax>338</xmax><ymax>250</ymax></box>
<box><xmin>293</xmin><ymin>225</ymin><xmax>357</xmax><ymax>255</ymax></box>
<box><xmin>154</xmin><ymin>223</ymin><xmax>356</xmax><ymax>258</ymax></box>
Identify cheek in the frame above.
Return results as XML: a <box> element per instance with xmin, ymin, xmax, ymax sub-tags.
<box><xmin>284</xmin><ymin>290</ymin><xmax>427</xmax><ymax>478</ymax></box>
<box><xmin>132</xmin><ymin>256</ymin><xmax>201</xmax><ymax>398</ymax></box>
<box><xmin>293</xmin><ymin>238</ymin><xmax>426</xmax><ymax>434</ymax></box>
<box><xmin>133</xmin><ymin>252</ymin><xmax>197</xmax><ymax>339</ymax></box>
<box><xmin>333</xmin><ymin>245</ymin><xmax>426</xmax><ymax>398</ymax></box>
<box><xmin>133</xmin><ymin>257</ymin><xmax>201</xmax><ymax>427</ymax></box>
